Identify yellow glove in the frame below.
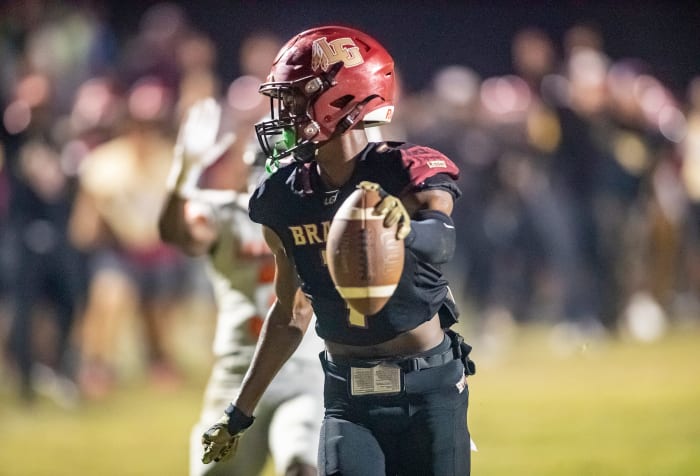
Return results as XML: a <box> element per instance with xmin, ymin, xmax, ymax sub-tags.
<box><xmin>358</xmin><ymin>181</ymin><xmax>411</xmax><ymax>240</ymax></box>
<box><xmin>201</xmin><ymin>405</ymin><xmax>254</xmax><ymax>464</ymax></box>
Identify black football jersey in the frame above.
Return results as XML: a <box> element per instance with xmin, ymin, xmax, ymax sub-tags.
<box><xmin>249</xmin><ymin>142</ymin><xmax>461</xmax><ymax>346</ymax></box>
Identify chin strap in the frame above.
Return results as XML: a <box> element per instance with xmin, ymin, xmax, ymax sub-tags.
<box><xmin>292</xmin><ymin>141</ymin><xmax>317</xmax><ymax>163</ymax></box>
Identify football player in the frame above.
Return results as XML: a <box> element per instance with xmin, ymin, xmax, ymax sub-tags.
<box><xmin>159</xmin><ymin>97</ymin><xmax>324</xmax><ymax>476</ymax></box>
<box><xmin>201</xmin><ymin>26</ymin><xmax>476</xmax><ymax>475</ymax></box>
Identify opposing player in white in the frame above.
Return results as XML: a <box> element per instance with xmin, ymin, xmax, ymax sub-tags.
<box><xmin>159</xmin><ymin>98</ymin><xmax>324</xmax><ymax>476</ymax></box>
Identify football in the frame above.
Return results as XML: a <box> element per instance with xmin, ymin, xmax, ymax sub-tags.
<box><xmin>326</xmin><ymin>186</ymin><xmax>405</xmax><ymax>316</ymax></box>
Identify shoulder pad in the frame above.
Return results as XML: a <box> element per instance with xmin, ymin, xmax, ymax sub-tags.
<box><xmin>397</xmin><ymin>144</ymin><xmax>459</xmax><ymax>188</ymax></box>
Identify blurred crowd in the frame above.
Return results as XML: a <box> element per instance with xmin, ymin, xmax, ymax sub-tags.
<box><xmin>391</xmin><ymin>25</ymin><xmax>700</xmax><ymax>351</ymax></box>
<box><xmin>1</xmin><ymin>1</ymin><xmax>698</xmax><ymax>407</ymax></box>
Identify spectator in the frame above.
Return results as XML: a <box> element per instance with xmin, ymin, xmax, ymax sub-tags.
<box><xmin>69</xmin><ymin>77</ymin><xmax>186</xmax><ymax>398</ymax></box>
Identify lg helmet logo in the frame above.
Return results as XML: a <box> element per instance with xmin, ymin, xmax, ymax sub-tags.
<box><xmin>312</xmin><ymin>37</ymin><xmax>364</xmax><ymax>72</ymax></box>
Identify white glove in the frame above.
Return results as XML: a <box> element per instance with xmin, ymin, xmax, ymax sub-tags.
<box><xmin>167</xmin><ymin>98</ymin><xmax>236</xmax><ymax>194</ymax></box>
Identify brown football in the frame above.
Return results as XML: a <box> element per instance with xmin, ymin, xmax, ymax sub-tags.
<box><xmin>326</xmin><ymin>186</ymin><xmax>405</xmax><ymax>316</ymax></box>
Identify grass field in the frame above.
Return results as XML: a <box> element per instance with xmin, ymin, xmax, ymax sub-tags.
<box><xmin>1</xmin><ymin>321</ymin><xmax>699</xmax><ymax>476</ymax></box>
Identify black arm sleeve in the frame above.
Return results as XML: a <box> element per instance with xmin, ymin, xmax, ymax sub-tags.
<box><xmin>403</xmin><ymin>209</ymin><xmax>456</xmax><ymax>265</ymax></box>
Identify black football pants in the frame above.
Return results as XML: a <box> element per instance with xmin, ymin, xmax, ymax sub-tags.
<box><xmin>318</xmin><ymin>336</ymin><xmax>471</xmax><ymax>475</ymax></box>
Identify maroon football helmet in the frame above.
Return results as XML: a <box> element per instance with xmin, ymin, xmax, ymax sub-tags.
<box><xmin>255</xmin><ymin>25</ymin><xmax>396</xmax><ymax>163</ymax></box>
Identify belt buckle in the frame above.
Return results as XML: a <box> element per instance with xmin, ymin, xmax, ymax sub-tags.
<box><xmin>349</xmin><ymin>363</ymin><xmax>404</xmax><ymax>397</ymax></box>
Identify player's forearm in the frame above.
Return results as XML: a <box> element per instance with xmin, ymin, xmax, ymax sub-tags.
<box><xmin>165</xmin><ymin>147</ymin><xmax>204</xmax><ymax>196</ymax></box>
<box><xmin>157</xmin><ymin>191</ymin><xmax>189</xmax><ymax>245</ymax></box>
<box><xmin>160</xmin><ymin>149</ymin><xmax>197</xmax><ymax>240</ymax></box>
<box><xmin>404</xmin><ymin>209</ymin><xmax>456</xmax><ymax>264</ymax></box>
<box><xmin>233</xmin><ymin>302</ymin><xmax>309</xmax><ymax>415</ymax></box>
<box><xmin>403</xmin><ymin>188</ymin><xmax>456</xmax><ymax>264</ymax></box>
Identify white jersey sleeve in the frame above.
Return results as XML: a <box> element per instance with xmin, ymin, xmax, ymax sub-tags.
<box><xmin>204</xmin><ymin>195</ymin><xmax>323</xmax><ymax>361</ymax></box>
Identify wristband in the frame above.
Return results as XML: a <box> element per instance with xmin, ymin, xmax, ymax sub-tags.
<box><xmin>224</xmin><ymin>403</ymin><xmax>255</xmax><ymax>435</ymax></box>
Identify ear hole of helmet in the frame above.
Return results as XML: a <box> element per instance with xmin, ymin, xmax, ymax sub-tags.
<box><xmin>330</xmin><ymin>95</ymin><xmax>354</xmax><ymax>109</ymax></box>
<box><xmin>280</xmin><ymin>91</ymin><xmax>306</xmax><ymax>117</ymax></box>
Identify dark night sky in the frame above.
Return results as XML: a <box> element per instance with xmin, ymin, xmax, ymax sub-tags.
<box><xmin>111</xmin><ymin>1</ymin><xmax>700</xmax><ymax>98</ymax></box>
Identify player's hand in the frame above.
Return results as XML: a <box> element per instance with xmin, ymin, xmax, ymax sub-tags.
<box><xmin>176</xmin><ymin>97</ymin><xmax>235</xmax><ymax>169</ymax></box>
<box><xmin>359</xmin><ymin>181</ymin><xmax>411</xmax><ymax>240</ymax></box>
<box><xmin>201</xmin><ymin>405</ymin><xmax>255</xmax><ymax>464</ymax></box>
<box><xmin>201</xmin><ymin>416</ymin><xmax>241</xmax><ymax>464</ymax></box>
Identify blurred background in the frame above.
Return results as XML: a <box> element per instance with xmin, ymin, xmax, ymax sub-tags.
<box><xmin>1</xmin><ymin>1</ymin><xmax>699</xmax><ymax>475</ymax></box>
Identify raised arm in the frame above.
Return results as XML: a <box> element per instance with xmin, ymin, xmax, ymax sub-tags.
<box><xmin>157</xmin><ymin>98</ymin><xmax>235</xmax><ymax>256</ymax></box>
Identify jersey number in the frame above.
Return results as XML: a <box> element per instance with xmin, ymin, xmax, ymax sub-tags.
<box><xmin>346</xmin><ymin>305</ymin><xmax>367</xmax><ymax>328</ymax></box>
